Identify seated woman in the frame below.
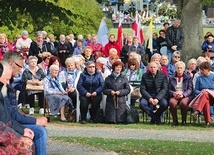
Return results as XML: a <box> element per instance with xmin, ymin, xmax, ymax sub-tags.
<box><xmin>77</xmin><ymin>61</ymin><xmax>104</xmax><ymax>124</ymax></box>
<box><xmin>43</xmin><ymin>64</ymin><xmax>74</xmax><ymax>122</ymax></box>
<box><xmin>37</xmin><ymin>52</ymin><xmax>52</xmax><ymax>75</ymax></box>
<box><xmin>123</xmin><ymin>58</ymin><xmax>144</xmax><ymax>107</ymax></box>
<box><xmin>103</xmin><ymin>61</ymin><xmax>130</xmax><ymax>124</ymax></box>
<box><xmin>168</xmin><ymin>61</ymin><xmax>194</xmax><ymax>126</ymax></box>
<box><xmin>59</xmin><ymin>57</ymin><xmax>82</xmax><ymax>108</ymax></box>
<box><xmin>190</xmin><ymin>61</ymin><xmax>214</xmax><ymax>128</ymax></box>
<box><xmin>21</xmin><ymin>56</ymin><xmax>45</xmax><ymax>115</ymax></box>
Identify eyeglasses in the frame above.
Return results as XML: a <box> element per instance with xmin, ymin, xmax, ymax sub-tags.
<box><xmin>174</xmin><ymin>56</ymin><xmax>180</xmax><ymax>58</ymax></box>
<box><xmin>14</xmin><ymin>61</ymin><xmax>23</xmax><ymax>69</ymax></box>
<box><xmin>88</xmin><ymin>66</ymin><xmax>95</xmax><ymax>68</ymax></box>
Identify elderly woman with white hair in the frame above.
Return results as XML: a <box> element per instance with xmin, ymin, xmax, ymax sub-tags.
<box><xmin>57</xmin><ymin>34</ymin><xmax>72</xmax><ymax>67</ymax></box>
<box><xmin>168</xmin><ymin>61</ymin><xmax>194</xmax><ymax>126</ymax></box>
<box><xmin>29</xmin><ymin>31</ymin><xmax>51</xmax><ymax>63</ymax></box>
<box><xmin>21</xmin><ymin>56</ymin><xmax>46</xmax><ymax>115</ymax></box>
<box><xmin>43</xmin><ymin>64</ymin><xmax>74</xmax><ymax>122</ymax></box>
<box><xmin>16</xmin><ymin>30</ymin><xmax>32</xmax><ymax>55</ymax></box>
<box><xmin>96</xmin><ymin>57</ymin><xmax>111</xmax><ymax>79</ymax></box>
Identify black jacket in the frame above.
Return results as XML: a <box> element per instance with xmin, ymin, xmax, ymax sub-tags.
<box><xmin>166</xmin><ymin>26</ymin><xmax>184</xmax><ymax>50</ymax></box>
<box><xmin>140</xmin><ymin>71</ymin><xmax>168</xmax><ymax>101</ymax></box>
<box><xmin>29</xmin><ymin>41</ymin><xmax>51</xmax><ymax>63</ymax></box>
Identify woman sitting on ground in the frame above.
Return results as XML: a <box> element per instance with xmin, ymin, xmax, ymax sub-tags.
<box><xmin>103</xmin><ymin>61</ymin><xmax>130</xmax><ymax>124</ymax></box>
<box><xmin>168</xmin><ymin>61</ymin><xmax>194</xmax><ymax>126</ymax></box>
<box><xmin>43</xmin><ymin>64</ymin><xmax>74</xmax><ymax>122</ymax></box>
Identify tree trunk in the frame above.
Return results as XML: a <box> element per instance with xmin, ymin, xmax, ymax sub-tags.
<box><xmin>180</xmin><ymin>0</ymin><xmax>204</xmax><ymax>63</ymax></box>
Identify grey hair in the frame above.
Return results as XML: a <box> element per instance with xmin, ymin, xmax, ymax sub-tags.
<box><xmin>36</xmin><ymin>31</ymin><xmax>43</xmax><ymax>37</ymax></box>
<box><xmin>3</xmin><ymin>51</ymin><xmax>24</xmax><ymax>62</ymax></box>
<box><xmin>50</xmin><ymin>64</ymin><xmax>59</xmax><ymax>71</ymax></box>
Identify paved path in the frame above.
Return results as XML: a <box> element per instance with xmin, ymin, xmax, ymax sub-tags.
<box><xmin>46</xmin><ymin>123</ymin><xmax>214</xmax><ymax>154</ymax></box>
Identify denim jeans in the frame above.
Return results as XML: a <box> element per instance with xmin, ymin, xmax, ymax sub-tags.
<box><xmin>24</xmin><ymin>124</ymin><xmax>48</xmax><ymax>155</ymax></box>
<box><xmin>140</xmin><ymin>97</ymin><xmax>168</xmax><ymax>121</ymax></box>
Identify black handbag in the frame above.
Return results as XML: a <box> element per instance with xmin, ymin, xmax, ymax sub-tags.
<box><xmin>126</xmin><ymin>104</ymin><xmax>139</xmax><ymax>123</ymax></box>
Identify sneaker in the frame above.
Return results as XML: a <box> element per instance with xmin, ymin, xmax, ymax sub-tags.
<box><xmin>25</xmin><ymin>104</ymin><xmax>30</xmax><ymax>109</ymax></box>
<box><xmin>39</xmin><ymin>108</ymin><xmax>44</xmax><ymax>115</ymax></box>
<box><xmin>17</xmin><ymin>103</ymin><xmax>22</xmax><ymax>109</ymax></box>
<box><xmin>29</xmin><ymin>108</ymin><xmax>34</xmax><ymax>115</ymax></box>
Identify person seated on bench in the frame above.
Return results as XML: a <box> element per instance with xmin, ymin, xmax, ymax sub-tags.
<box><xmin>168</xmin><ymin>61</ymin><xmax>194</xmax><ymax>126</ymax></box>
<box><xmin>43</xmin><ymin>64</ymin><xmax>75</xmax><ymax>122</ymax></box>
<box><xmin>139</xmin><ymin>62</ymin><xmax>168</xmax><ymax>125</ymax></box>
<box><xmin>77</xmin><ymin>61</ymin><xmax>104</xmax><ymax>124</ymax></box>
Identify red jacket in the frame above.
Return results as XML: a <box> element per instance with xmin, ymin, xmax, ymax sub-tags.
<box><xmin>104</xmin><ymin>41</ymin><xmax>121</xmax><ymax>57</ymax></box>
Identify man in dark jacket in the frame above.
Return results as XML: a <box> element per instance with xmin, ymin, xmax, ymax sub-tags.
<box><xmin>3</xmin><ymin>51</ymin><xmax>48</xmax><ymax>155</ymax></box>
<box><xmin>140</xmin><ymin>62</ymin><xmax>168</xmax><ymax>124</ymax></box>
<box><xmin>166</xmin><ymin>19</ymin><xmax>184</xmax><ymax>63</ymax></box>
<box><xmin>0</xmin><ymin>61</ymin><xmax>34</xmax><ymax>139</ymax></box>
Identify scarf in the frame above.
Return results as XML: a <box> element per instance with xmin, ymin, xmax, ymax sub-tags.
<box><xmin>22</xmin><ymin>36</ymin><xmax>27</xmax><ymax>40</ymax></box>
<box><xmin>126</xmin><ymin>69</ymin><xmax>138</xmax><ymax>81</ymax></box>
<box><xmin>113</xmin><ymin>72</ymin><xmax>120</xmax><ymax>79</ymax></box>
<box><xmin>0</xmin><ymin>43</ymin><xmax>8</xmax><ymax>53</ymax></box>
<box><xmin>47</xmin><ymin>75</ymin><xmax>64</xmax><ymax>92</ymax></box>
<box><xmin>176</xmin><ymin>74</ymin><xmax>183</xmax><ymax>82</ymax></box>
<box><xmin>36</xmin><ymin>41</ymin><xmax>43</xmax><ymax>49</ymax></box>
<box><xmin>66</xmin><ymin>70</ymin><xmax>76</xmax><ymax>88</ymax></box>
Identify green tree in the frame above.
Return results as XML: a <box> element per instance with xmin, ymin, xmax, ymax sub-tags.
<box><xmin>177</xmin><ymin>0</ymin><xmax>214</xmax><ymax>62</ymax></box>
<box><xmin>0</xmin><ymin>0</ymin><xmax>111</xmax><ymax>40</ymax></box>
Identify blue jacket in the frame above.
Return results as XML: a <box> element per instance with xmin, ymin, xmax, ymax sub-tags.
<box><xmin>77</xmin><ymin>71</ymin><xmax>104</xmax><ymax>96</ymax></box>
<box><xmin>201</xmin><ymin>40</ymin><xmax>214</xmax><ymax>52</ymax></box>
<box><xmin>168</xmin><ymin>72</ymin><xmax>193</xmax><ymax>98</ymax></box>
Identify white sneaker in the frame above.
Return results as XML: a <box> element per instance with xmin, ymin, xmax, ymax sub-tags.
<box><xmin>39</xmin><ymin>108</ymin><xmax>44</xmax><ymax>115</ymax></box>
<box><xmin>29</xmin><ymin>108</ymin><xmax>34</xmax><ymax>115</ymax></box>
<box><xmin>25</xmin><ymin>104</ymin><xmax>30</xmax><ymax>109</ymax></box>
<box><xmin>17</xmin><ymin>103</ymin><xmax>22</xmax><ymax>109</ymax></box>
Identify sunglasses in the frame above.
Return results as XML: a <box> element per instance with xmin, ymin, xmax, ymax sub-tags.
<box><xmin>174</xmin><ymin>56</ymin><xmax>180</xmax><ymax>58</ymax></box>
<box><xmin>130</xmin><ymin>64</ymin><xmax>135</xmax><ymax>66</ymax></box>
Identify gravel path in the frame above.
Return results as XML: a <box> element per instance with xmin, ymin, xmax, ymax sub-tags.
<box><xmin>46</xmin><ymin>123</ymin><xmax>214</xmax><ymax>154</ymax></box>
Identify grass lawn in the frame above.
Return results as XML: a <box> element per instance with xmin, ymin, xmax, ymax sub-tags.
<box><xmin>51</xmin><ymin>136</ymin><xmax>214</xmax><ymax>155</ymax></box>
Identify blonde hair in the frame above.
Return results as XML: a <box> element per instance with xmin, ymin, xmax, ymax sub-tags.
<box><xmin>65</xmin><ymin>57</ymin><xmax>75</xmax><ymax>66</ymax></box>
<box><xmin>187</xmin><ymin>58</ymin><xmax>197</xmax><ymax>68</ymax></box>
<box><xmin>175</xmin><ymin>61</ymin><xmax>186</xmax><ymax>69</ymax></box>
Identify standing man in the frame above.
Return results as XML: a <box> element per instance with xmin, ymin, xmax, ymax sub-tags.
<box><xmin>139</xmin><ymin>62</ymin><xmax>168</xmax><ymax>124</ymax></box>
<box><xmin>166</xmin><ymin>19</ymin><xmax>184</xmax><ymax>63</ymax></box>
<box><xmin>3</xmin><ymin>51</ymin><xmax>48</xmax><ymax>155</ymax></box>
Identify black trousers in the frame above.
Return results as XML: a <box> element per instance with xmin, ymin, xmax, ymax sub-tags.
<box><xmin>79</xmin><ymin>94</ymin><xmax>102</xmax><ymax>121</ymax></box>
<box><xmin>28</xmin><ymin>92</ymin><xmax>44</xmax><ymax>108</ymax></box>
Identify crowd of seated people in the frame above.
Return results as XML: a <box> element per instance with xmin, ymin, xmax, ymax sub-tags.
<box><xmin>0</xmin><ymin>28</ymin><xmax>214</xmax><ymax>129</ymax></box>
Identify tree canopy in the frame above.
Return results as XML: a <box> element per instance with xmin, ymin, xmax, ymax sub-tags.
<box><xmin>0</xmin><ymin>0</ymin><xmax>111</xmax><ymax>40</ymax></box>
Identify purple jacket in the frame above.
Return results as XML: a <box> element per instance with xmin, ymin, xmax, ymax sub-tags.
<box><xmin>168</xmin><ymin>72</ymin><xmax>193</xmax><ymax>98</ymax></box>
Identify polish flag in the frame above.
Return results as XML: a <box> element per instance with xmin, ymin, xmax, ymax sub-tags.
<box><xmin>132</xmin><ymin>13</ymin><xmax>144</xmax><ymax>44</ymax></box>
<box><xmin>117</xmin><ymin>19</ymin><xmax>123</xmax><ymax>51</ymax></box>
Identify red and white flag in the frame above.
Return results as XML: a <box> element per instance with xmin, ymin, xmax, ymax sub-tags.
<box><xmin>117</xmin><ymin>19</ymin><xmax>123</xmax><ymax>51</ymax></box>
<box><xmin>132</xmin><ymin>13</ymin><xmax>144</xmax><ymax>44</ymax></box>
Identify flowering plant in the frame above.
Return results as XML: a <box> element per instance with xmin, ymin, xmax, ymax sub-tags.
<box><xmin>157</xmin><ymin>2</ymin><xmax>177</xmax><ymax>19</ymax></box>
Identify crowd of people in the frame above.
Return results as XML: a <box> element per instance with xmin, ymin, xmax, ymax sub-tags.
<box><xmin>0</xmin><ymin>17</ymin><xmax>214</xmax><ymax>154</ymax></box>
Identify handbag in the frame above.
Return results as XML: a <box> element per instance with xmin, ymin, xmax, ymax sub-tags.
<box><xmin>126</xmin><ymin>104</ymin><xmax>139</xmax><ymax>123</ymax></box>
<box><xmin>131</xmin><ymin>86</ymin><xmax>141</xmax><ymax>98</ymax></box>
<box><xmin>26</xmin><ymin>83</ymin><xmax>44</xmax><ymax>91</ymax></box>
